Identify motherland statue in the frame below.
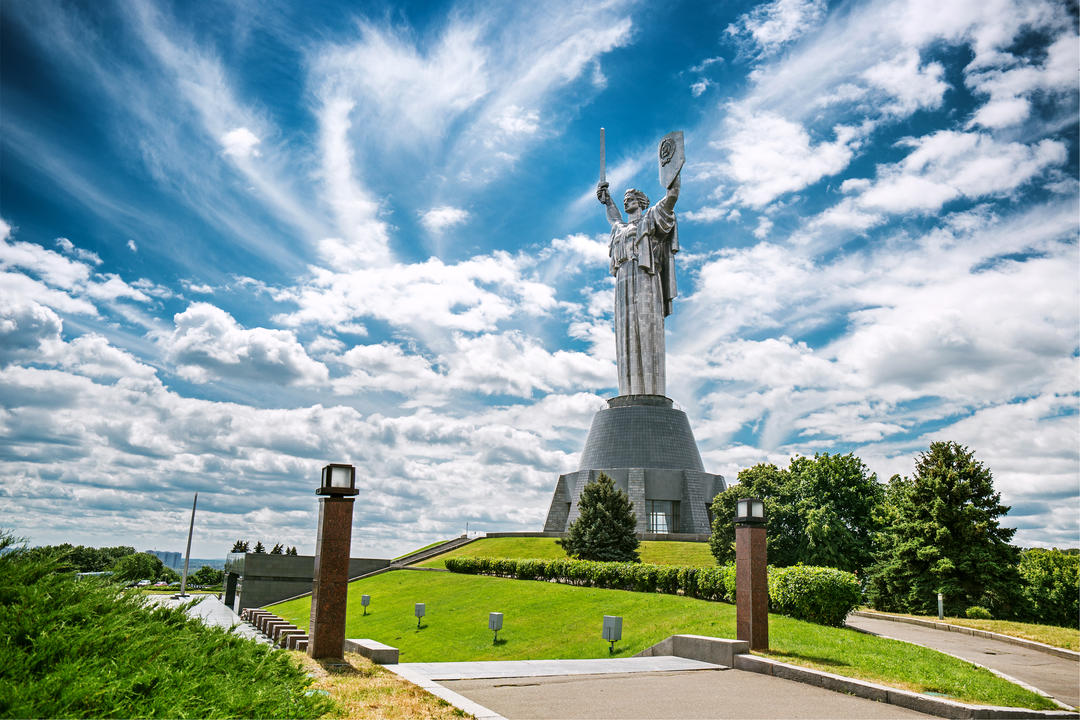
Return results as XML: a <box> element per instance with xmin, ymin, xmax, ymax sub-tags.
<box><xmin>543</xmin><ymin>129</ymin><xmax>725</xmax><ymax>538</ymax></box>
<box><xmin>595</xmin><ymin>130</ymin><xmax>683</xmax><ymax>397</ymax></box>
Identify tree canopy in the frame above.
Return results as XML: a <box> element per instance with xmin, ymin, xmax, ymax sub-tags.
<box><xmin>557</xmin><ymin>472</ymin><xmax>640</xmax><ymax>562</ymax></box>
<box><xmin>111</xmin><ymin>552</ymin><xmax>164</xmax><ymax>583</ymax></box>
<box><xmin>865</xmin><ymin>441</ymin><xmax>1019</xmax><ymax>616</ymax></box>
<box><xmin>708</xmin><ymin>452</ymin><xmax>883</xmax><ymax>574</ymax></box>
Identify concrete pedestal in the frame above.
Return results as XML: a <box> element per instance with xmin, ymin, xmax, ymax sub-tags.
<box><xmin>308</xmin><ymin>497</ymin><xmax>354</xmax><ymax>659</ymax></box>
<box><xmin>543</xmin><ymin>395</ymin><xmax>725</xmax><ymax>535</ymax></box>
<box><xmin>736</xmin><ymin>523</ymin><xmax>768</xmax><ymax>651</ymax></box>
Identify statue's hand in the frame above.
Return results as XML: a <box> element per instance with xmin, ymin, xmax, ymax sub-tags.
<box><xmin>597</xmin><ymin>181</ymin><xmax>610</xmax><ymax>205</ymax></box>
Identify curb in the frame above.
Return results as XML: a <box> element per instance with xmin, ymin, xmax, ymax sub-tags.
<box><xmin>733</xmin><ymin>654</ymin><xmax>1076</xmax><ymax>719</ymax></box>
<box><xmin>850</xmin><ymin>611</ymin><xmax>1080</xmax><ymax>662</ymax></box>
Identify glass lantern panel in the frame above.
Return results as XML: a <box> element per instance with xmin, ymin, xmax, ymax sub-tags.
<box><xmin>737</xmin><ymin>500</ymin><xmax>749</xmax><ymax>518</ymax></box>
<box><xmin>751</xmin><ymin>499</ymin><xmax>764</xmax><ymax>518</ymax></box>
<box><xmin>330</xmin><ymin>466</ymin><xmax>352</xmax><ymax>488</ymax></box>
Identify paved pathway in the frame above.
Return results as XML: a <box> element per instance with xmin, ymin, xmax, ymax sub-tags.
<box><xmin>146</xmin><ymin>594</ymin><xmax>270</xmax><ymax>644</ymax></box>
<box><xmin>846</xmin><ymin>614</ymin><xmax>1079</xmax><ymax>709</ymax></box>
<box><xmin>389</xmin><ymin>658</ymin><xmax>931</xmax><ymax>720</ymax></box>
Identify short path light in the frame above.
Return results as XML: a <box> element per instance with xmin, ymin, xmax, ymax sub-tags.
<box><xmin>602</xmin><ymin>615</ymin><xmax>622</xmax><ymax>654</ymax></box>
<box><xmin>489</xmin><ymin>612</ymin><xmax>503</xmax><ymax>644</ymax></box>
<box><xmin>735</xmin><ymin>496</ymin><xmax>768</xmax><ymax>651</ymax></box>
<box><xmin>361</xmin><ymin>594</ymin><xmax>370</xmax><ymax>616</ymax></box>
<box><xmin>415</xmin><ymin>602</ymin><xmax>425</xmax><ymax>628</ymax></box>
<box><xmin>309</xmin><ymin>463</ymin><xmax>357</xmax><ymax>659</ymax></box>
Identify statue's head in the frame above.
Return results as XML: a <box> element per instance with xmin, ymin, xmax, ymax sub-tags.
<box><xmin>624</xmin><ymin>188</ymin><xmax>650</xmax><ymax>212</ymax></box>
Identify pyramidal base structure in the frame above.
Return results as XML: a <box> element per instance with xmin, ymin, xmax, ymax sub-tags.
<box><xmin>543</xmin><ymin>394</ymin><xmax>726</xmax><ymax>537</ymax></box>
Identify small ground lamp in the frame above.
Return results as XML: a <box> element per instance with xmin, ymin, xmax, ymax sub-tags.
<box><xmin>361</xmin><ymin>594</ymin><xmax>370</xmax><ymax>616</ymax></box>
<box><xmin>308</xmin><ymin>463</ymin><xmax>358</xmax><ymax>660</ymax></box>
<box><xmin>735</xmin><ymin>496</ymin><xmax>768</xmax><ymax>651</ymax></box>
<box><xmin>489</xmin><ymin>612</ymin><xmax>503</xmax><ymax>643</ymax></box>
<box><xmin>415</xmin><ymin>602</ymin><xmax>426</xmax><ymax>628</ymax></box>
<box><xmin>602</xmin><ymin>615</ymin><xmax>622</xmax><ymax>654</ymax></box>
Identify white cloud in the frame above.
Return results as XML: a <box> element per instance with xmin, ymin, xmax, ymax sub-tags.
<box><xmin>726</xmin><ymin>0</ymin><xmax>827</xmax><ymax>54</ymax></box>
<box><xmin>0</xmin><ymin>302</ymin><xmax>64</xmax><ymax>366</ymax></box>
<box><xmin>55</xmin><ymin>237</ymin><xmax>102</xmax><ymax>265</ymax></box>
<box><xmin>717</xmin><ymin>110</ymin><xmax>867</xmax><ymax>207</ymax></box>
<box><xmin>690</xmin><ymin>80</ymin><xmax>711</xmax><ymax>98</ymax></box>
<box><xmin>274</xmin><ymin>253</ymin><xmax>557</xmax><ymax>334</ymax></box>
<box><xmin>163</xmin><ymin>303</ymin><xmax>329</xmax><ymax>386</ymax></box>
<box><xmin>861</xmin><ymin>50</ymin><xmax>948</xmax><ymax>116</ymax></box>
<box><xmin>127</xmin><ymin>239</ymin><xmax>138</xmax><ymax>252</ymax></box>
<box><xmin>857</xmin><ymin>132</ymin><xmax>1066</xmax><ymax>215</ymax></box>
<box><xmin>966</xmin><ymin>33</ymin><xmax>1078</xmax><ymax>129</ymax></box>
<box><xmin>419</xmin><ymin>206</ymin><xmax>470</xmax><ymax>235</ymax></box>
<box><xmin>547</xmin><ymin>233</ymin><xmax>609</xmax><ymax>267</ymax></box>
<box><xmin>220</xmin><ymin>127</ymin><xmax>261</xmax><ymax>158</ymax></box>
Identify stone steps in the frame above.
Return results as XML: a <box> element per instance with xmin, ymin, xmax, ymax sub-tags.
<box><xmin>240</xmin><ymin>607</ymin><xmax>309</xmax><ymax>651</ymax></box>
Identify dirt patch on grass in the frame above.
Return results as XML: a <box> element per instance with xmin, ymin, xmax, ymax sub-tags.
<box><xmin>291</xmin><ymin>651</ymin><xmax>470</xmax><ymax>719</ymax></box>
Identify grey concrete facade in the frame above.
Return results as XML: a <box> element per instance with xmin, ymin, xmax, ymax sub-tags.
<box><xmin>223</xmin><ymin>552</ymin><xmax>389</xmax><ymax>611</ymax></box>
<box><xmin>544</xmin><ymin>394</ymin><xmax>725</xmax><ymax>535</ymax></box>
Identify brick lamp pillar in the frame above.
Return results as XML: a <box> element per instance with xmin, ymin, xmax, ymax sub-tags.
<box><xmin>309</xmin><ymin>463</ymin><xmax>358</xmax><ymax>659</ymax></box>
<box><xmin>735</xmin><ymin>496</ymin><xmax>768</xmax><ymax>651</ymax></box>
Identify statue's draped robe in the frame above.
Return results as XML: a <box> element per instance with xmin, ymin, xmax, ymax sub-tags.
<box><xmin>609</xmin><ymin>200</ymin><xmax>678</xmax><ymax>396</ymax></box>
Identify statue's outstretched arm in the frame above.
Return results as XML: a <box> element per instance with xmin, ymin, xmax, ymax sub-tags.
<box><xmin>661</xmin><ymin>172</ymin><xmax>680</xmax><ymax>212</ymax></box>
<box><xmin>597</xmin><ymin>182</ymin><xmax>624</xmax><ymax>225</ymax></box>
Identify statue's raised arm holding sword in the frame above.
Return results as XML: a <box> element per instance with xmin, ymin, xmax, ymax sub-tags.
<box><xmin>596</xmin><ymin>129</ymin><xmax>683</xmax><ymax>397</ymax></box>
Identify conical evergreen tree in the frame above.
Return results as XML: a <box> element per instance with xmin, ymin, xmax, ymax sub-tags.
<box><xmin>557</xmin><ymin>472</ymin><xmax>640</xmax><ymax>562</ymax></box>
<box><xmin>252</xmin><ymin>541</ymin><xmax>266</xmax><ymax>554</ymax></box>
<box><xmin>866</xmin><ymin>441</ymin><xmax>1019</xmax><ymax>616</ymax></box>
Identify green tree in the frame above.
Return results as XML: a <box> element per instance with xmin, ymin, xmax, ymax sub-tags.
<box><xmin>190</xmin><ymin>566</ymin><xmax>224</xmax><ymax>586</ymax></box>
<box><xmin>557</xmin><ymin>472</ymin><xmax>640</xmax><ymax>562</ymax></box>
<box><xmin>866</xmin><ymin>442</ymin><xmax>1019</xmax><ymax>616</ymax></box>
<box><xmin>159</xmin><ymin>566</ymin><xmax>181</xmax><ymax>584</ymax></box>
<box><xmin>230</xmin><ymin>540</ymin><xmax>249</xmax><ymax>553</ymax></box>
<box><xmin>709</xmin><ymin>454</ymin><xmax>882</xmax><ymax>574</ymax></box>
<box><xmin>1017</xmin><ymin>548</ymin><xmax>1079</xmax><ymax>628</ymax></box>
<box><xmin>111</xmin><ymin>552</ymin><xmax>164</xmax><ymax>583</ymax></box>
<box><xmin>286</xmin><ymin>546</ymin><xmax>298</xmax><ymax>556</ymax></box>
<box><xmin>270</xmin><ymin>543</ymin><xmax>284</xmax><ymax>555</ymax></box>
<box><xmin>252</xmin><ymin>541</ymin><xmax>265</xmax><ymax>554</ymax></box>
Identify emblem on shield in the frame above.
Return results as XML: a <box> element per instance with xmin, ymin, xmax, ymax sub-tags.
<box><xmin>658</xmin><ymin>131</ymin><xmax>684</xmax><ymax>188</ymax></box>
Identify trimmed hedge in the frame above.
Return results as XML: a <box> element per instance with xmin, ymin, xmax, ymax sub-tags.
<box><xmin>767</xmin><ymin>565</ymin><xmax>862</xmax><ymax>627</ymax></box>
<box><xmin>445</xmin><ymin>556</ymin><xmax>861</xmax><ymax>626</ymax></box>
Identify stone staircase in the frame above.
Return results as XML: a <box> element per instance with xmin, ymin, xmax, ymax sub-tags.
<box><xmin>240</xmin><ymin>608</ymin><xmax>308</xmax><ymax>651</ymax></box>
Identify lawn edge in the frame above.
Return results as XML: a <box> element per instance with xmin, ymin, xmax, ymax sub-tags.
<box><xmin>850</xmin><ymin>610</ymin><xmax>1080</xmax><ymax>660</ymax></box>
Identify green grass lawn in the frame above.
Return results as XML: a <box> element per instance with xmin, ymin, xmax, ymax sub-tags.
<box><xmin>414</xmin><ymin>536</ymin><xmax>716</xmax><ymax>568</ymax></box>
<box><xmin>268</xmin><ymin>570</ymin><xmax>1056</xmax><ymax>711</ymax></box>
<box><xmin>863</xmin><ymin>609</ymin><xmax>1080</xmax><ymax>651</ymax></box>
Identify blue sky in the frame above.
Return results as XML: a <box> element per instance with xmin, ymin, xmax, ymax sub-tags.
<box><xmin>1</xmin><ymin>0</ymin><xmax>1077</xmax><ymax>559</ymax></box>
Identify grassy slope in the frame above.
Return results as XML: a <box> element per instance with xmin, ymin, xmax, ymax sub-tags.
<box><xmin>864</xmin><ymin>610</ymin><xmax>1080</xmax><ymax>651</ymax></box>
<box><xmin>415</xmin><ymin>537</ymin><xmax>716</xmax><ymax>568</ymax></box>
<box><xmin>269</xmin><ymin>570</ymin><xmax>1055</xmax><ymax>711</ymax></box>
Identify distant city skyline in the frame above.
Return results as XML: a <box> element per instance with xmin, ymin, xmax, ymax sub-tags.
<box><xmin>1</xmin><ymin>0</ymin><xmax>1077</xmax><ymax>558</ymax></box>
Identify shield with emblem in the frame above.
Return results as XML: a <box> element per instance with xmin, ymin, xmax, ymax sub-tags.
<box><xmin>658</xmin><ymin>130</ymin><xmax>684</xmax><ymax>189</ymax></box>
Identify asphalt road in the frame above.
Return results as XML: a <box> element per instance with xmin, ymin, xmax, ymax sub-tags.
<box><xmin>845</xmin><ymin>614</ymin><xmax>1079</xmax><ymax>709</ymax></box>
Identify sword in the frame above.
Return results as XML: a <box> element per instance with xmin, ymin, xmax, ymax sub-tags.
<box><xmin>599</xmin><ymin>127</ymin><xmax>606</xmax><ymax>185</ymax></box>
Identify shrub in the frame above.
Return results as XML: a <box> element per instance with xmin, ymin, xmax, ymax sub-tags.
<box><xmin>0</xmin><ymin>533</ymin><xmax>332</xmax><ymax>718</ymax></box>
<box><xmin>558</xmin><ymin>473</ymin><xmax>640</xmax><ymax>562</ymax></box>
<box><xmin>965</xmin><ymin>606</ymin><xmax>992</xmax><ymax>619</ymax></box>
<box><xmin>1017</xmin><ymin>548</ymin><xmax>1079</xmax><ymax>628</ymax></box>
<box><xmin>767</xmin><ymin>565</ymin><xmax>862</xmax><ymax>627</ymax></box>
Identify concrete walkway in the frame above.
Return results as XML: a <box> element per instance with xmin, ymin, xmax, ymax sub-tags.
<box><xmin>846</xmin><ymin>614</ymin><xmax>1079</xmax><ymax>709</ymax></box>
<box><xmin>146</xmin><ymin>594</ymin><xmax>270</xmax><ymax>644</ymax></box>
<box><xmin>388</xmin><ymin>658</ymin><xmax>932</xmax><ymax>720</ymax></box>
